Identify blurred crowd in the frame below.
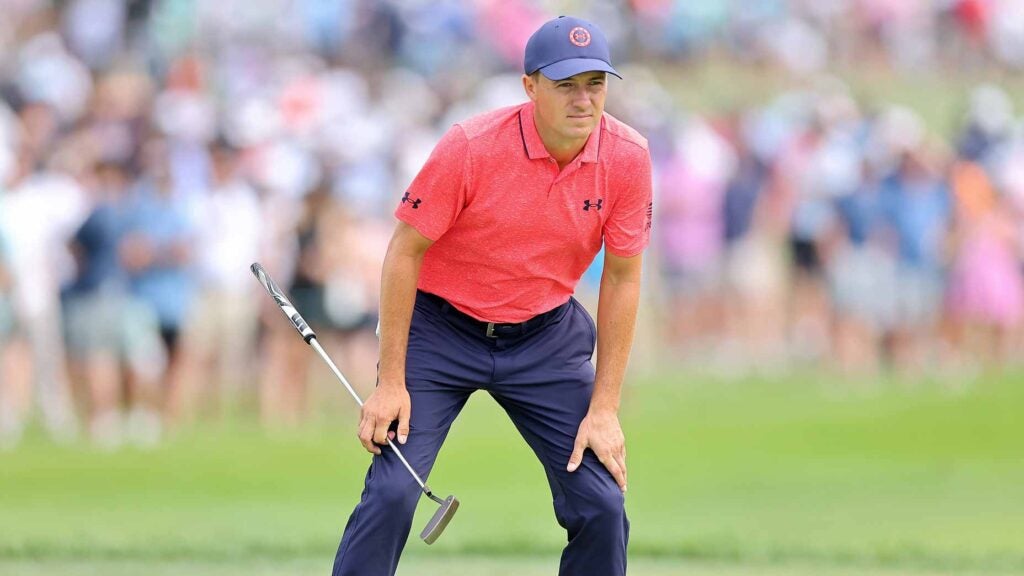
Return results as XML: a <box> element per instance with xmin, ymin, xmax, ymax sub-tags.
<box><xmin>1</xmin><ymin>0</ymin><xmax>1023</xmax><ymax>448</ymax></box>
<box><xmin>650</xmin><ymin>82</ymin><xmax>1024</xmax><ymax>378</ymax></box>
<box><xmin>629</xmin><ymin>0</ymin><xmax>1024</xmax><ymax>72</ymax></box>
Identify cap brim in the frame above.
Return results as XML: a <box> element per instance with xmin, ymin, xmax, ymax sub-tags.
<box><xmin>539</xmin><ymin>58</ymin><xmax>621</xmax><ymax>81</ymax></box>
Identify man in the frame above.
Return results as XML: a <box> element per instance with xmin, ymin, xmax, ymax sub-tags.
<box><xmin>333</xmin><ymin>16</ymin><xmax>653</xmax><ymax>576</ymax></box>
<box><xmin>120</xmin><ymin>138</ymin><xmax>196</xmax><ymax>423</ymax></box>
<box><xmin>175</xmin><ymin>139</ymin><xmax>262</xmax><ymax>423</ymax></box>
<box><xmin>63</xmin><ymin>160</ymin><xmax>166</xmax><ymax>448</ymax></box>
<box><xmin>1</xmin><ymin>146</ymin><xmax>86</xmax><ymax>444</ymax></box>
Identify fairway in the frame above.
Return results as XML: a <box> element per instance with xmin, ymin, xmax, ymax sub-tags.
<box><xmin>0</xmin><ymin>557</ymin><xmax>1004</xmax><ymax>576</ymax></box>
<box><xmin>1</xmin><ymin>371</ymin><xmax>1022</xmax><ymax>575</ymax></box>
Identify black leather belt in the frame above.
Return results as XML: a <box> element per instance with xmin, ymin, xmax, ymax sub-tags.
<box><xmin>419</xmin><ymin>291</ymin><xmax>568</xmax><ymax>339</ymax></box>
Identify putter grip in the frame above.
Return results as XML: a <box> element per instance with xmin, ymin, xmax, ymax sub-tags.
<box><xmin>251</xmin><ymin>262</ymin><xmax>317</xmax><ymax>343</ymax></box>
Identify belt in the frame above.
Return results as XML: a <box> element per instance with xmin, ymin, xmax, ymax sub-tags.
<box><xmin>419</xmin><ymin>291</ymin><xmax>568</xmax><ymax>339</ymax></box>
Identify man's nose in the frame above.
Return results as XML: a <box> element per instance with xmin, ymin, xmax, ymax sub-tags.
<box><xmin>571</xmin><ymin>86</ymin><xmax>590</xmax><ymax>106</ymax></box>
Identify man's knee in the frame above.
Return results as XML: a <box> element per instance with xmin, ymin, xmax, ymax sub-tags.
<box><xmin>584</xmin><ymin>481</ymin><xmax>626</xmax><ymax>523</ymax></box>
<box><xmin>558</xmin><ymin>470</ymin><xmax>627</xmax><ymax>532</ymax></box>
<box><xmin>367</xmin><ymin>470</ymin><xmax>421</xmax><ymax>513</ymax></box>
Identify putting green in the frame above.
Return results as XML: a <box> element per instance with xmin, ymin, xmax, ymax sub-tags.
<box><xmin>1</xmin><ymin>371</ymin><xmax>1021</xmax><ymax>574</ymax></box>
<box><xmin>0</xmin><ymin>557</ymin><xmax>1003</xmax><ymax>576</ymax></box>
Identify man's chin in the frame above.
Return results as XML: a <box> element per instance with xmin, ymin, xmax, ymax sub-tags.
<box><xmin>563</xmin><ymin>124</ymin><xmax>595</xmax><ymax>140</ymax></box>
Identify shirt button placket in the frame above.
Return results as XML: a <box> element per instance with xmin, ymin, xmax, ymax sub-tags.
<box><xmin>546</xmin><ymin>157</ymin><xmax>558</xmax><ymax>195</ymax></box>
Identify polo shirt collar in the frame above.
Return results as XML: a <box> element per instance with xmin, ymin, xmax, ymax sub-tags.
<box><xmin>520</xmin><ymin>102</ymin><xmax>602</xmax><ymax>164</ymax></box>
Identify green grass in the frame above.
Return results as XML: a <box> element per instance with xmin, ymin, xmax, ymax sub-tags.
<box><xmin>1</xmin><ymin>371</ymin><xmax>1022</xmax><ymax>575</ymax></box>
<box><xmin>0</xmin><ymin>557</ymin><xmax>1006</xmax><ymax>576</ymax></box>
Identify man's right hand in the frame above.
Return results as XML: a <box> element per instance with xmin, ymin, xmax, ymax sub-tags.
<box><xmin>363</xmin><ymin>222</ymin><xmax>430</xmax><ymax>455</ymax></box>
<box><xmin>357</xmin><ymin>382</ymin><xmax>411</xmax><ymax>455</ymax></box>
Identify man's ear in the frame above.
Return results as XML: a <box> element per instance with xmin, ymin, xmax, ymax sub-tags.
<box><xmin>522</xmin><ymin>73</ymin><xmax>538</xmax><ymax>102</ymax></box>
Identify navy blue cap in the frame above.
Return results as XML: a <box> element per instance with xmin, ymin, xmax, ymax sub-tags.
<box><xmin>524</xmin><ymin>16</ymin><xmax>621</xmax><ymax>81</ymax></box>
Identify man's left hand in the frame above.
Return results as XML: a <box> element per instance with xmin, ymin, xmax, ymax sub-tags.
<box><xmin>567</xmin><ymin>410</ymin><xmax>627</xmax><ymax>493</ymax></box>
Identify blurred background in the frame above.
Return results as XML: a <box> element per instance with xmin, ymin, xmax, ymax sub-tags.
<box><xmin>1</xmin><ymin>1</ymin><xmax>1023</xmax><ymax>575</ymax></box>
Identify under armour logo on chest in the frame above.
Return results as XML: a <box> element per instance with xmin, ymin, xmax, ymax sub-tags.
<box><xmin>583</xmin><ymin>199</ymin><xmax>603</xmax><ymax>211</ymax></box>
<box><xmin>402</xmin><ymin>192</ymin><xmax>422</xmax><ymax>209</ymax></box>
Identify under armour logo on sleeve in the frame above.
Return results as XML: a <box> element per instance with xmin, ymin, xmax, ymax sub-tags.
<box><xmin>583</xmin><ymin>199</ymin><xmax>603</xmax><ymax>211</ymax></box>
<box><xmin>402</xmin><ymin>192</ymin><xmax>422</xmax><ymax>209</ymax></box>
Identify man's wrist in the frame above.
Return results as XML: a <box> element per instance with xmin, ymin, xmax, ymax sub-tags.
<box><xmin>377</xmin><ymin>370</ymin><xmax>407</xmax><ymax>389</ymax></box>
<box><xmin>587</xmin><ymin>396</ymin><xmax>620</xmax><ymax>416</ymax></box>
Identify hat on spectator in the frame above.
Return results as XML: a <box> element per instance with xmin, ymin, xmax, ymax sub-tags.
<box><xmin>524</xmin><ymin>16</ymin><xmax>621</xmax><ymax>81</ymax></box>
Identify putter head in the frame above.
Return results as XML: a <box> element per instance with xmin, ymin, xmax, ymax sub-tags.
<box><xmin>420</xmin><ymin>495</ymin><xmax>459</xmax><ymax>544</ymax></box>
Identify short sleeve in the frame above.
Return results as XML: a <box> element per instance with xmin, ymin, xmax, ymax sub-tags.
<box><xmin>394</xmin><ymin>125</ymin><xmax>470</xmax><ymax>241</ymax></box>
<box><xmin>603</xmin><ymin>149</ymin><xmax>653</xmax><ymax>257</ymax></box>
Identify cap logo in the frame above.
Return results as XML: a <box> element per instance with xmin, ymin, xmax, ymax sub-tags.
<box><xmin>569</xmin><ymin>26</ymin><xmax>591</xmax><ymax>47</ymax></box>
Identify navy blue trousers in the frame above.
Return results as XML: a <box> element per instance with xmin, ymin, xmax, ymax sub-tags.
<box><xmin>332</xmin><ymin>290</ymin><xmax>629</xmax><ymax>576</ymax></box>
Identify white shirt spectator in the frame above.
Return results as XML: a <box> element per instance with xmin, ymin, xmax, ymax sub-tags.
<box><xmin>0</xmin><ymin>171</ymin><xmax>87</xmax><ymax>317</ymax></box>
<box><xmin>193</xmin><ymin>180</ymin><xmax>263</xmax><ymax>294</ymax></box>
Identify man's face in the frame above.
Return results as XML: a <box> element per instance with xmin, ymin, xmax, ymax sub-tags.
<box><xmin>524</xmin><ymin>71</ymin><xmax>607</xmax><ymax>145</ymax></box>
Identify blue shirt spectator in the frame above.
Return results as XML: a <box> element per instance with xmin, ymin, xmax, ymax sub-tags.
<box><xmin>723</xmin><ymin>154</ymin><xmax>768</xmax><ymax>243</ymax></box>
<box><xmin>878</xmin><ymin>162</ymin><xmax>952</xmax><ymax>270</ymax></box>
<box><xmin>122</xmin><ymin>178</ymin><xmax>196</xmax><ymax>334</ymax></box>
<box><xmin>65</xmin><ymin>202</ymin><xmax>127</xmax><ymax>296</ymax></box>
<box><xmin>835</xmin><ymin>183</ymin><xmax>882</xmax><ymax>247</ymax></box>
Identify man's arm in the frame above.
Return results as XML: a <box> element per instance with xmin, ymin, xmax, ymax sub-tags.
<box><xmin>566</xmin><ymin>250</ymin><xmax>643</xmax><ymax>493</ymax></box>
<box><xmin>357</xmin><ymin>221</ymin><xmax>433</xmax><ymax>454</ymax></box>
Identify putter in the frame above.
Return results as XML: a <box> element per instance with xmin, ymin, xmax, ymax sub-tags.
<box><xmin>251</xmin><ymin>262</ymin><xmax>459</xmax><ymax>544</ymax></box>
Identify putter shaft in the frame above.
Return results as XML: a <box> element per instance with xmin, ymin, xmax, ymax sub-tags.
<box><xmin>309</xmin><ymin>339</ymin><xmax>443</xmax><ymax>503</ymax></box>
<box><xmin>252</xmin><ymin>262</ymin><xmax>457</xmax><ymax>542</ymax></box>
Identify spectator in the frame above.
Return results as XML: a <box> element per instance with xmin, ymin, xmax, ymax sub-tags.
<box><xmin>720</xmin><ymin>111</ymin><xmax>791</xmax><ymax>373</ymax></box>
<box><xmin>655</xmin><ymin>117</ymin><xmax>734</xmax><ymax>358</ymax></box>
<box><xmin>0</xmin><ymin>141</ymin><xmax>87</xmax><ymax>443</ymax></box>
<box><xmin>120</xmin><ymin>138</ymin><xmax>197</xmax><ymax>423</ymax></box>
<box><xmin>173</xmin><ymin>139</ymin><xmax>263</xmax><ymax>423</ymax></box>
<box><xmin>319</xmin><ymin>200</ymin><xmax>388</xmax><ymax>395</ymax></box>
<box><xmin>778</xmin><ymin>115</ymin><xmax>840</xmax><ymax>363</ymax></box>
<box><xmin>827</xmin><ymin>157</ymin><xmax>892</xmax><ymax>374</ymax></box>
<box><xmin>876</xmin><ymin>142</ymin><xmax>952</xmax><ymax>372</ymax></box>
<box><xmin>946</xmin><ymin>160</ymin><xmax>1024</xmax><ymax>368</ymax></box>
<box><xmin>63</xmin><ymin>160</ymin><xmax>166</xmax><ymax>447</ymax></box>
<box><xmin>260</xmin><ymin>182</ymin><xmax>343</xmax><ymax>427</ymax></box>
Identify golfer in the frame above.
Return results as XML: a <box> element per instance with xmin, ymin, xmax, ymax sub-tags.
<box><xmin>333</xmin><ymin>16</ymin><xmax>652</xmax><ymax>576</ymax></box>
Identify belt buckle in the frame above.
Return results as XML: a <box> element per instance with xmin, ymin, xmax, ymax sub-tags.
<box><xmin>485</xmin><ymin>322</ymin><xmax>497</xmax><ymax>338</ymax></box>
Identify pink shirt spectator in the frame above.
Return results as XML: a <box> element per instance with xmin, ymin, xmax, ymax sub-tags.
<box><xmin>657</xmin><ymin>122</ymin><xmax>733</xmax><ymax>272</ymax></box>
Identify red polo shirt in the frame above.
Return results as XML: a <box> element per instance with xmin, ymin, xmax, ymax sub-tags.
<box><xmin>396</xmin><ymin>101</ymin><xmax>652</xmax><ymax>323</ymax></box>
